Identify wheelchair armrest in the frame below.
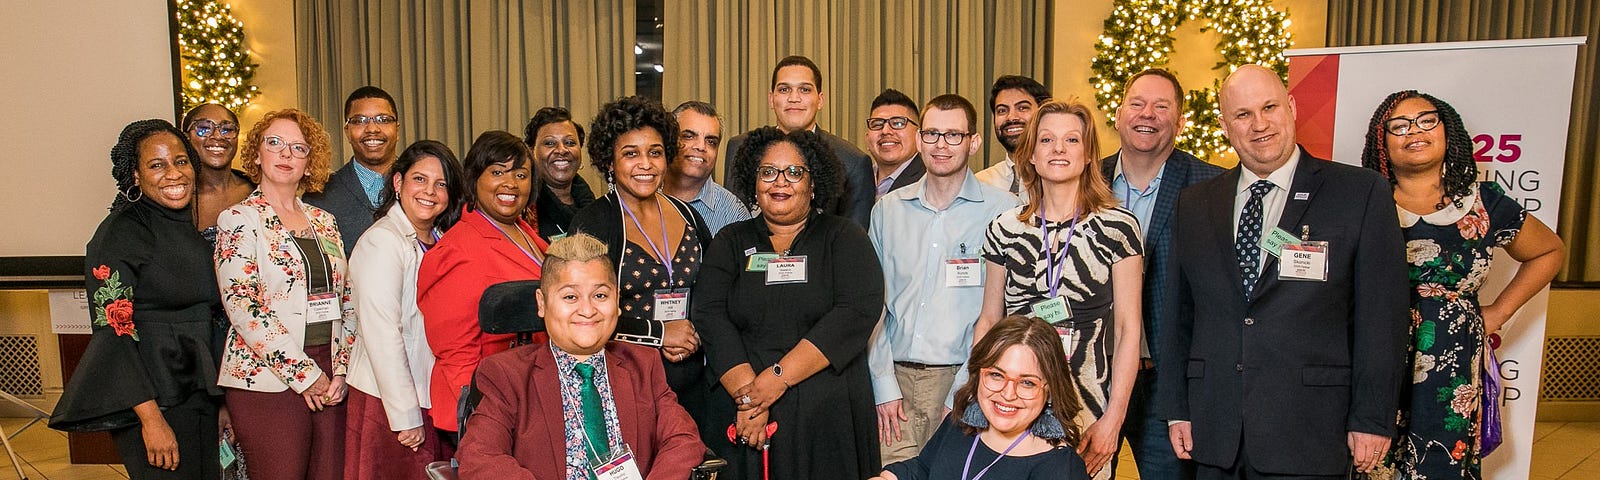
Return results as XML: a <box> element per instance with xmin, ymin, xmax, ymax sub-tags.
<box><xmin>423</xmin><ymin>460</ymin><xmax>457</xmax><ymax>480</ymax></box>
<box><xmin>691</xmin><ymin>451</ymin><xmax>727</xmax><ymax>480</ymax></box>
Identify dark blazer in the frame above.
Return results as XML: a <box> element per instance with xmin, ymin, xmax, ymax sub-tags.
<box><xmin>725</xmin><ymin>128</ymin><xmax>876</xmax><ymax>227</ymax></box>
<box><xmin>304</xmin><ymin>161</ymin><xmax>376</xmax><ymax>256</ymax></box>
<box><xmin>885</xmin><ymin>154</ymin><xmax>926</xmax><ymax>194</ymax></box>
<box><xmin>1099</xmin><ymin>149</ymin><xmax>1223</xmax><ymax>366</ymax></box>
<box><xmin>458</xmin><ymin>341</ymin><xmax>705</xmax><ymax>480</ymax></box>
<box><xmin>1156</xmin><ymin>149</ymin><xmax>1407</xmax><ymax>476</ymax></box>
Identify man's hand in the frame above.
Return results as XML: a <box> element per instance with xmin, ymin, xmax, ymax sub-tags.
<box><xmin>875</xmin><ymin>399</ymin><xmax>906</xmax><ymax>445</ymax></box>
<box><xmin>1348</xmin><ymin>431</ymin><xmax>1391</xmax><ymax>473</ymax></box>
<box><xmin>1168</xmin><ymin>421</ymin><xmax>1194</xmax><ymax>459</ymax></box>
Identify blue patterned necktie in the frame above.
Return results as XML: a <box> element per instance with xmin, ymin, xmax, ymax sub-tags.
<box><xmin>573</xmin><ymin>362</ymin><xmax>610</xmax><ymax>468</ymax></box>
<box><xmin>1236</xmin><ymin>180</ymin><xmax>1275</xmax><ymax>300</ymax></box>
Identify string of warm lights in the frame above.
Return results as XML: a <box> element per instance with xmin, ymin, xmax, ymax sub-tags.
<box><xmin>175</xmin><ymin>0</ymin><xmax>258</xmax><ymax>111</ymax></box>
<box><xmin>1089</xmin><ymin>0</ymin><xmax>1292</xmax><ymax>161</ymax></box>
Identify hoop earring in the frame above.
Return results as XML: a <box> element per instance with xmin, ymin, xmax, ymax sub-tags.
<box><xmin>120</xmin><ymin>186</ymin><xmax>143</xmax><ymax>203</ymax></box>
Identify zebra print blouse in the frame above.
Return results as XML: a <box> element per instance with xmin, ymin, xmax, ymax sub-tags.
<box><xmin>981</xmin><ymin>206</ymin><xmax>1144</xmax><ymax>323</ymax></box>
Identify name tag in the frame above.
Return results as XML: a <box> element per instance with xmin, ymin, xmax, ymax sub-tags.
<box><xmin>318</xmin><ymin>236</ymin><xmax>341</xmax><ymax>258</ymax></box>
<box><xmin>592</xmin><ymin>444</ymin><xmax>644</xmax><ymax>480</ymax></box>
<box><xmin>306</xmin><ymin>291</ymin><xmax>341</xmax><ymax>324</ymax></box>
<box><xmin>1054</xmin><ymin>326</ymin><xmax>1078</xmax><ymax>361</ymax></box>
<box><xmin>653</xmin><ymin>289</ymin><xmax>689</xmax><ymax>321</ymax></box>
<box><xmin>746</xmin><ymin>252</ymin><xmax>779</xmax><ymax>272</ymax></box>
<box><xmin>1261</xmin><ymin>227</ymin><xmax>1301</xmax><ymax>258</ymax></box>
<box><xmin>944</xmin><ymin>258</ymin><xmax>982</xmax><ymax>287</ymax></box>
<box><xmin>1030</xmin><ymin>296</ymin><xmax>1072</xmax><ymax>324</ymax></box>
<box><xmin>1279</xmin><ymin>241</ymin><xmax>1329</xmax><ymax>281</ymax></box>
<box><xmin>765</xmin><ymin>256</ymin><xmax>808</xmax><ymax>284</ymax></box>
<box><xmin>219</xmin><ymin>436</ymin><xmax>237</xmax><ymax>468</ymax></box>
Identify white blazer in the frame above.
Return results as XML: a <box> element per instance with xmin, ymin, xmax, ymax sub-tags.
<box><xmin>346</xmin><ymin>205</ymin><xmax>436</xmax><ymax>431</ymax></box>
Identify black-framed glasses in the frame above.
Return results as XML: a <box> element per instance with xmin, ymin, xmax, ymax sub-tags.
<box><xmin>757</xmin><ymin>165</ymin><xmax>809</xmax><ymax>183</ymax></box>
<box><xmin>978</xmin><ymin>368</ymin><xmax>1045</xmax><ymax>400</ymax></box>
<box><xmin>190</xmin><ymin>121</ymin><xmax>238</xmax><ymax>139</ymax></box>
<box><xmin>920</xmin><ymin>130</ymin><xmax>972</xmax><ymax>145</ymax></box>
<box><xmin>346</xmin><ymin>114</ymin><xmax>398</xmax><ymax>126</ymax></box>
<box><xmin>263</xmin><ymin>135</ymin><xmax>312</xmax><ymax>159</ymax></box>
<box><xmin>1383</xmin><ymin>110</ymin><xmax>1441</xmax><ymax>136</ymax></box>
<box><xmin>866</xmin><ymin>116</ymin><xmax>918</xmax><ymax>131</ymax></box>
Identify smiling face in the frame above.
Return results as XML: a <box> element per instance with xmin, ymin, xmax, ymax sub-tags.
<box><xmin>537</xmin><ymin>258</ymin><xmax>620</xmax><ymax>358</ymax></box>
<box><xmin>473</xmin><ymin>158</ymin><xmax>533</xmax><ymax>225</ymax></box>
<box><xmin>1116</xmin><ymin>74</ymin><xmax>1183</xmax><ymax>156</ymax></box>
<box><xmin>394</xmin><ymin>155</ymin><xmax>449</xmax><ymax>227</ymax></box>
<box><xmin>754</xmin><ymin>142</ymin><xmax>815</xmax><ymax>225</ymax></box>
<box><xmin>992</xmin><ymin>89</ymin><xmax>1039</xmax><ymax>153</ymax></box>
<box><xmin>611</xmin><ymin>128</ymin><xmax>667</xmax><ymax>200</ymax></box>
<box><xmin>767</xmin><ymin>65</ymin><xmax>824</xmax><ymax>132</ymax></box>
<box><xmin>256</xmin><ymin>119</ymin><xmax>311</xmax><ymax>189</ymax></box>
<box><xmin>186</xmin><ymin>104</ymin><xmax>239</xmax><ymax>170</ymax></box>
<box><xmin>1382</xmin><ymin>97</ymin><xmax>1447</xmax><ymax>175</ymax></box>
<box><xmin>533</xmin><ymin>120</ymin><xmax>584</xmax><ymax>187</ymax></box>
<box><xmin>135</xmin><ymin>132</ymin><xmax>196</xmax><ymax>210</ymax></box>
<box><xmin>978</xmin><ymin>345</ymin><xmax>1048</xmax><ymax>438</ymax></box>
<box><xmin>865</xmin><ymin>104</ymin><xmax>920</xmax><ymax>170</ymax></box>
<box><xmin>918</xmin><ymin>107</ymin><xmax>982</xmax><ymax>178</ymax></box>
<box><xmin>1219</xmin><ymin>66</ymin><xmax>1299</xmax><ymax>177</ymax></box>
<box><xmin>1028</xmin><ymin>112</ymin><xmax>1090</xmax><ymax>185</ymax></box>
<box><xmin>344</xmin><ymin>97</ymin><xmax>400</xmax><ymax>168</ymax></box>
<box><xmin>672</xmin><ymin>110</ymin><xmax>722</xmax><ymax>182</ymax></box>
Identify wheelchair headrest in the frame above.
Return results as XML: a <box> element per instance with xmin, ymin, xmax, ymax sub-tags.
<box><xmin>477</xmin><ymin>280</ymin><xmax>545</xmax><ymax>334</ymax></box>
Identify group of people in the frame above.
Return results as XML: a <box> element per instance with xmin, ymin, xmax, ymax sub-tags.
<box><xmin>48</xmin><ymin>52</ymin><xmax>1563</xmax><ymax>480</ymax></box>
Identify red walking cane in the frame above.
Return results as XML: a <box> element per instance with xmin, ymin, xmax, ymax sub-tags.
<box><xmin>726</xmin><ymin>422</ymin><xmax>779</xmax><ymax>480</ymax></box>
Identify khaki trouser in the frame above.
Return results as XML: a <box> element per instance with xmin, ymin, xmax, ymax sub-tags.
<box><xmin>879</xmin><ymin>363</ymin><xmax>961</xmax><ymax>465</ymax></box>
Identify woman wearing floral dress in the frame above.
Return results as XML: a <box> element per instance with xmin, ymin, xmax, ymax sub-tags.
<box><xmin>1361</xmin><ymin>91</ymin><xmax>1563</xmax><ymax>479</ymax></box>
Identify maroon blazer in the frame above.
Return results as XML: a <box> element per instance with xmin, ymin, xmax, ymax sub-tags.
<box><xmin>458</xmin><ymin>341</ymin><xmax>704</xmax><ymax>480</ymax></box>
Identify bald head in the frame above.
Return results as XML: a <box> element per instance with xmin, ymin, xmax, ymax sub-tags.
<box><xmin>1218</xmin><ymin>65</ymin><xmax>1299</xmax><ymax>176</ymax></box>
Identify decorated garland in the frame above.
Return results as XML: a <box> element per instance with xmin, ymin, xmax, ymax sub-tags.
<box><xmin>1089</xmin><ymin>0</ymin><xmax>1292</xmax><ymax>161</ymax></box>
<box><xmin>176</xmin><ymin>0</ymin><xmax>259</xmax><ymax>111</ymax></box>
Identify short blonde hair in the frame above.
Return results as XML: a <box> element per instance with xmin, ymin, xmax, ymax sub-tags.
<box><xmin>542</xmin><ymin>233</ymin><xmax>615</xmax><ymax>285</ymax></box>
<box><xmin>239</xmin><ymin>108</ymin><xmax>336</xmax><ymax>193</ymax></box>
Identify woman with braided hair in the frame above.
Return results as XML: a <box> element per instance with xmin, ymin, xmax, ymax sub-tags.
<box><xmin>1360</xmin><ymin>91</ymin><xmax>1563</xmax><ymax>479</ymax></box>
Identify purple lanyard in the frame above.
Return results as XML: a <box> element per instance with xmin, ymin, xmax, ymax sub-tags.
<box><xmin>416</xmin><ymin>229</ymin><xmax>441</xmax><ymax>253</ymax></box>
<box><xmin>618</xmin><ymin>194</ymin><xmax>675</xmax><ymax>285</ymax></box>
<box><xmin>961</xmin><ymin>431</ymin><xmax>1030</xmax><ymax>480</ymax></box>
<box><xmin>476</xmin><ymin>209</ymin><xmax>542</xmax><ymax>267</ymax></box>
<box><xmin>1040</xmin><ymin>207</ymin><xmax>1081</xmax><ymax>298</ymax></box>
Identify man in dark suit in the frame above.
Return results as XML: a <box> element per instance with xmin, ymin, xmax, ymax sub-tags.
<box><xmin>1158</xmin><ymin>65</ymin><xmax>1408</xmax><ymax>479</ymax></box>
<box><xmin>305</xmin><ymin>86</ymin><xmax>399</xmax><ymax>255</ymax></box>
<box><xmin>1101</xmin><ymin>68</ymin><xmax>1223</xmax><ymax>480</ymax></box>
<box><xmin>724</xmin><ymin>55</ymin><xmax>875</xmax><ymax>227</ymax></box>
<box><xmin>864</xmin><ymin>88</ymin><xmax>925</xmax><ymax>199</ymax></box>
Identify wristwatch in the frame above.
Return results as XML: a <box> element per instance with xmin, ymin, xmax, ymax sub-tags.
<box><xmin>771</xmin><ymin>363</ymin><xmax>790</xmax><ymax>387</ymax></box>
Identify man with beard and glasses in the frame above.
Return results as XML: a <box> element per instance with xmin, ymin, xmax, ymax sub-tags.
<box><xmin>307</xmin><ymin>86</ymin><xmax>400</xmax><ymax>255</ymax></box>
<box><xmin>974</xmin><ymin>75</ymin><xmax>1050</xmax><ymax>202</ymax></box>
<box><xmin>663</xmin><ymin>101</ymin><xmax>751</xmax><ymax>235</ymax></box>
<box><xmin>523</xmin><ymin>106</ymin><xmax>597</xmax><ymax>241</ymax></box>
<box><xmin>864</xmin><ymin>89</ymin><xmax>925</xmax><ymax>200</ymax></box>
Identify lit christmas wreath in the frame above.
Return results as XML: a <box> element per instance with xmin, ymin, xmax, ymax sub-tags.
<box><xmin>176</xmin><ymin>0</ymin><xmax>259</xmax><ymax>110</ymax></box>
<box><xmin>1089</xmin><ymin>0</ymin><xmax>1293</xmax><ymax>161</ymax></box>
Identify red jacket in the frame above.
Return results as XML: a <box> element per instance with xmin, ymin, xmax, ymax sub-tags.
<box><xmin>458</xmin><ymin>342</ymin><xmax>704</xmax><ymax>480</ymax></box>
<box><xmin>418</xmin><ymin>210</ymin><xmax>547</xmax><ymax>432</ymax></box>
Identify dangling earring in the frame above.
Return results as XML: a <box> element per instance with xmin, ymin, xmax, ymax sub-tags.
<box><xmin>121</xmin><ymin>186</ymin><xmax>143</xmax><ymax>203</ymax></box>
<box><xmin>1030</xmin><ymin>402</ymin><xmax>1067</xmax><ymax>440</ymax></box>
<box><xmin>960</xmin><ymin>402</ymin><xmax>989</xmax><ymax>428</ymax></box>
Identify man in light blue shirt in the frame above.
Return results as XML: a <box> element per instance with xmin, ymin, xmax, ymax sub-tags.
<box><xmin>867</xmin><ymin>94</ymin><xmax>1019</xmax><ymax>464</ymax></box>
<box><xmin>663</xmin><ymin>101</ymin><xmax>752</xmax><ymax>235</ymax></box>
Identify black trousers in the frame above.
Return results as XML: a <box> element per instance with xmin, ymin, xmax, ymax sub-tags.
<box><xmin>1197</xmin><ymin>434</ymin><xmax>1347</xmax><ymax>480</ymax></box>
<box><xmin>110</xmin><ymin>392</ymin><xmax>221</xmax><ymax>480</ymax></box>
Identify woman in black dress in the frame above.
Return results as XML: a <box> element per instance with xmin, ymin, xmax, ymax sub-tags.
<box><xmin>692</xmin><ymin>126</ymin><xmax>886</xmax><ymax>479</ymax></box>
<box><xmin>50</xmin><ymin>119</ymin><xmax>222</xmax><ymax>479</ymax></box>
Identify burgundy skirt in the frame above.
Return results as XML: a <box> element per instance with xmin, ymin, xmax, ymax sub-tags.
<box><xmin>343</xmin><ymin>388</ymin><xmax>452</xmax><ymax>480</ymax></box>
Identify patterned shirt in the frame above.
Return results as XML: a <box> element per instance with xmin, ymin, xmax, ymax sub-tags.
<box><xmin>685</xmin><ymin>180</ymin><xmax>753</xmax><ymax>235</ymax></box>
<box><xmin>551</xmin><ymin>345</ymin><xmax>623</xmax><ymax>480</ymax></box>
<box><xmin>982</xmin><ymin>206</ymin><xmax>1144</xmax><ymax>321</ymax></box>
<box><xmin>352</xmin><ymin>160</ymin><xmax>385</xmax><ymax>208</ymax></box>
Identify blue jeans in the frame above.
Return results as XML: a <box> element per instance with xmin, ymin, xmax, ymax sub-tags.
<box><xmin>1118</xmin><ymin>364</ymin><xmax>1196</xmax><ymax>479</ymax></box>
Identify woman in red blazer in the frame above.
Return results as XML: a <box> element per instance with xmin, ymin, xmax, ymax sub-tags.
<box><xmin>418</xmin><ymin>131</ymin><xmax>548</xmax><ymax>440</ymax></box>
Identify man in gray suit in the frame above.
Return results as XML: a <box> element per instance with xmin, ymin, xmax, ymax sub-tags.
<box><xmin>724</xmin><ymin>55</ymin><xmax>874</xmax><ymax>227</ymax></box>
<box><xmin>305</xmin><ymin>86</ymin><xmax>399</xmax><ymax>254</ymax></box>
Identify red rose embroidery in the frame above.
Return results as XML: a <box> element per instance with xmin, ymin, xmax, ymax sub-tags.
<box><xmin>104</xmin><ymin>298</ymin><xmax>136</xmax><ymax>337</ymax></box>
<box><xmin>93</xmin><ymin>265</ymin><xmax>111</xmax><ymax>281</ymax></box>
<box><xmin>1451</xmin><ymin>440</ymin><xmax>1467</xmax><ymax>460</ymax></box>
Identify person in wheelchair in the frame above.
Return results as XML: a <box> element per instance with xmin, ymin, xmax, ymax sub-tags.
<box><xmin>457</xmin><ymin>233</ymin><xmax>705</xmax><ymax>479</ymax></box>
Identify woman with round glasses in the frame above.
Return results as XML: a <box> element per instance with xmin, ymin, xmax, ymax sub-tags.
<box><xmin>214</xmin><ymin>108</ymin><xmax>354</xmax><ymax>480</ymax></box>
<box><xmin>973</xmin><ymin>100</ymin><xmax>1142</xmax><ymax>478</ymax></box>
<box><xmin>692</xmin><ymin>126</ymin><xmax>886</xmax><ymax>479</ymax></box>
<box><xmin>1360</xmin><ymin>91</ymin><xmax>1563</xmax><ymax>479</ymax></box>
<box><xmin>182</xmin><ymin>104</ymin><xmax>254</xmax><ymax>245</ymax></box>
<box><xmin>872</xmin><ymin>315</ymin><xmax>1089</xmax><ymax>480</ymax></box>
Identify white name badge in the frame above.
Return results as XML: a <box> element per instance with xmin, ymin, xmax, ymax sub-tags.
<box><xmin>592</xmin><ymin>445</ymin><xmax>644</xmax><ymax>480</ymax></box>
<box><xmin>765</xmin><ymin>255</ymin><xmax>808</xmax><ymax>285</ymax></box>
<box><xmin>306</xmin><ymin>292</ymin><xmax>340</xmax><ymax>324</ymax></box>
<box><xmin>653</xmin><ymin>289</ymin><xmax>689</xmax><ymax>321</ymax></box>
<box><xmin>1279</xmin><ymin>241</ymin><xmax>1329</xmax><ymax>281</ymax></box>
<box><xmin>944</xmin><ymin>258</ymin><xmax>982</xmax><ymax>287</ymax></box>
<box><xmin>1054</xmin><ymin>326</ymin><xmax>1078</xmax><ymax>361</ymax></box>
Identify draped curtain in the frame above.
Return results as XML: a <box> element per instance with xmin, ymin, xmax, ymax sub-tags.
<box><xmin>296</xmin><ymin>0</ymin><xmax>635</xmax><ymax>189</ymax></box>
<box><xmin>662</xmin><ymin>0</ymin><xmax>1053</xmax><ymax>179</ymax></box>
<box><xmin>1327</xmin><ymin>0</ymin><xmax>1599</xmax><ymax>282</ymax></box>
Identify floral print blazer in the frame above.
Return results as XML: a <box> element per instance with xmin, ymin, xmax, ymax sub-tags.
<box><xmin>214</xmin><ymin>189</ymin><xmax>356</xmax><ymax>393</ymax></box>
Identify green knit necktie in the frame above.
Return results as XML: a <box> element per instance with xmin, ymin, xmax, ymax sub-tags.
<box><xmin>573</xmin><ymin>362</ymin><xmax>611</xmax><ymax>465</ymax></box>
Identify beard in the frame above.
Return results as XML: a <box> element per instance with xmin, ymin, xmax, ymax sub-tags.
<box><xmin>995</xmin><ymin>121</ymin><xmax>1025</xmax><ymax>153</ymax></box>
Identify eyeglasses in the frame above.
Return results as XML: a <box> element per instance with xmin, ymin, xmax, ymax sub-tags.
<box><xmin>866</xmin><ymin>116</ymin><xmax>918</xmax><ymax>131</ymax></box>
<box><xmin>1383</xmin><ymin>111</ymin><xmax>1441</xmax><ymax>136</ymax></box>
<box><xmin>756</xmin><ymin>165</ymin><xmax>809</xmax><ymax>183</ymax></box>
<box><xmin>920</xmin><ymin>130</ymin><xmax>972</xmax><ymax>145</ymax></box>
<box><xmin>346</xmin><ymin>114</ymin><xmax>398</xmax><ymax>126</ymax></box>
<box><xmin>263</xmin><ymin>135</ymin><xmax>312</xmax><ymax>159</ymax></box>
<box><xmin>979</xmin><ymin>368</ymin><xmax>1045</xmax><ymax>400</ymax></box>
<box><xmin>190</xmin><ymin>121</ymin><xmax>238</xmax><ymax>139</ymax></box>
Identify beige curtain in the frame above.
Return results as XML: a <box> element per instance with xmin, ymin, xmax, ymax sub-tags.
<box><xmin>296</xmin><ymin>0</ymin><xmax>635</xmax><ymax>188</ymax></box>
<box><xmin>1327</xmin><ymin>0</ymin><xmax>1599</xmax><ymax>282</ymax></box>
<box><xmin>662</xmin><ymin>0</ymin><xmax>1052</xmax><ymax>180</ymax></box>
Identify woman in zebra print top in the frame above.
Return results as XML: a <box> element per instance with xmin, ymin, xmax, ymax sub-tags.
<box><xmin>973</xmin><ymin>100</ymin><xmax>1144</xmax><ymax>479</ymax></box>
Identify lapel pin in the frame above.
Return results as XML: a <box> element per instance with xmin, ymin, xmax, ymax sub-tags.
<box><xmin>1293</xmin><ymin>192</ymin><xmax>1310</xmax><ymax>200</ymax></box>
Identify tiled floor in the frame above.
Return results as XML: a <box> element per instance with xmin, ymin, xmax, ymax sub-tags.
<box><xmin>2</xmin><ymin>417</ymin><xmax>1597</xmax><ymax>479</ymax></box>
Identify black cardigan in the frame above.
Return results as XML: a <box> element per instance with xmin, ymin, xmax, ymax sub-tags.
<box><xmin>570</xmin><ymin>191</ymin><xmax>714</xmax><ymax>346</ymax></box>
